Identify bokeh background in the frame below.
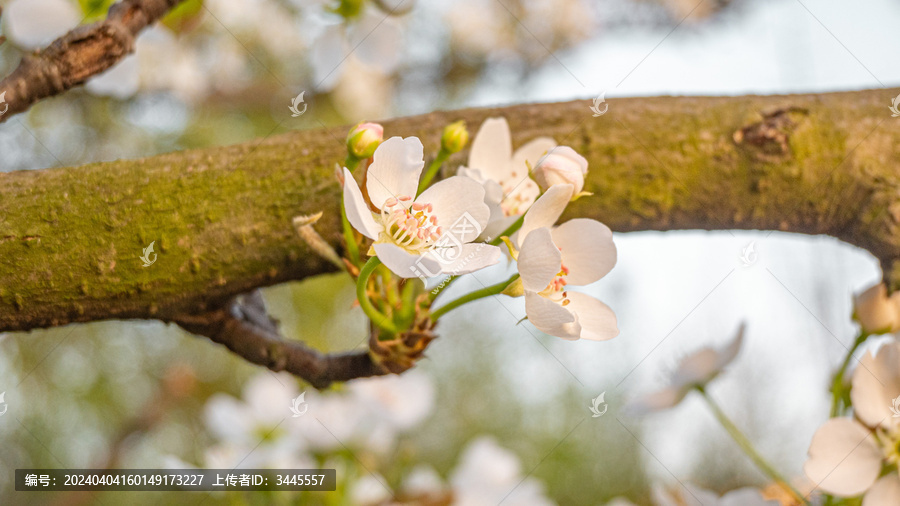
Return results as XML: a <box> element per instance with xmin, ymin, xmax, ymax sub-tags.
<box><xmin>2</xmin><ymin>0</ymin><xmax>900</xmax><ymax>504</ymax></box>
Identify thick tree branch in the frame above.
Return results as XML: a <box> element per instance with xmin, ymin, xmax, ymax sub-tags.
<box><xmin>168</xmin><ymin>290</ymin><xmax>390</xmax><ymax>389</ymax></box>
<box><xmin>0</xmin><ymin>0</ymin><xmax>184</xmax><ymax>122</ymax></box>
<box><xmin>2</xmin><ymin>89</ymin><xmax>900</xmax><ymax>335</ymax></box>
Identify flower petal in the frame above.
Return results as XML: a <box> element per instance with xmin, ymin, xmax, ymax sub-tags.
<box><xmin>627</xmin><ymin>386</ymin><xmax>688</xmax><ymax>415</ymax></box>
<box><xmin>511</xmin><ymin>137</ymin><xmax>556</xmax><ymax>178</ymax></box>
<box><xmin>416</xmin><ymin>176</ymin><xmax>490</xmax><ymax>243</ymax></box>
<box><xmin>524</xmin><ymin>291</ymin><xmax>581</xmax><ymax>340</ymax></box>
<box><xmin>468</xmin><ymin>118</ymin><xmax>512</xmax><ymax>181</ymax></box>
<box><xmin>431</xmin><ymin>243</ymin><xmax>502</xmax><ymax>275</ymax></box>
<box><xmin>863</xmin><ymin>475</ymin><xmax>900</xmax><ymax>506</ymax></box>
<box><xmin>852</xmin><ymin>342</ymin><xmax>900</xmax><ymax>429</ymax></box>
<box><xmin>374</xmin><ymin>242</ymin><xmax>440</xmax><ymax>279</ymax></box>
<box><xmin>563</xmin><ymin>292</ymin><xmax>618</xmax><ymax>341</ymax></box>
<box><xmin>343</xmin><ymin>167</ymin><xmax>383</xmax><ymax>240</ymax></box>
<box><xmin>366</xmin><ymin>136</ymin><xmax>425</xmax><ymax>209</ymax></box>
<box><xmin>517</xmin><ymin>227</ymin><xmax>561</xmax><ymax>292</ymax></box>
<box><xmin>714</xmin><ymin>323</ymin><xmax>746</xmax><ymax>371</ymax></box>
<box><xmin>518</xmin><ymin>184</ymin><xmax>574</xmax><ymax>247</ymax></box>
<box><xmin>552</xmin><ymin>218</ymin><xmax>616</xmax><ymax>285</ymax></box>
<box><xmin>803</xmin><ymin>418</ymin><xmax>882</xmax><ymax>497</ymax></box>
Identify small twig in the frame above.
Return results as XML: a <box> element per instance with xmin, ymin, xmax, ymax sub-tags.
<box><xmin>0</xmin><ymin>0</ymin><xmax>184</xmax><ymax>122</ymax></box>
<box><xmin>168</xmin><ymin>290</ymin><xmax>391</xmax><ymax>389</ymax></box>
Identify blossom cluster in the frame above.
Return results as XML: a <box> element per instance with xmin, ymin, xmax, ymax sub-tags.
<box><xmin>337</xmin><ymin>117</ymin><xmax>619</xmax><ymax>341</ymax></box>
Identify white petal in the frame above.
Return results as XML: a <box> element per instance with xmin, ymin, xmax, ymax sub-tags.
<box><xmin>517</xmin><ymin>227</ymin><xmax>561</xmax><ymax>292</ymax></box>
<box><xmin>627</xmin><ymin>386</ymin><xmax>688</xmax><ymax>415</ymax></box>
<box><xmin>481</xmin><ymin>213</ymin><xmax>518</xmax><ymax>242</ymax></box>
<box><xmin>524</xmin><ymin>291</ymin><xmax>581</xmax><ymax>340</ymax></box>
<box><xmin>518</xmin><ymin>184</ymin><xmax>574</xmax><ymax>247</ymax></box>
<box><xmin>374</xmin><ymin>242</ymin><xmax>440</xmax><ymax>279</ymax></box>
<box><xmin>343</xmin><ymin>168</ymin><xmax>383</xmax><ymax>240</ymax></box>
<box><xmin>433</xmin><ymin>243</ymin><xmax>502</xmax><ymax>275</ymax></box>
<box><xmin>863</xmin><ymin>475</ymin><xmax>900</xmax><ymax>506</ymax></box>
<box><xmin>852</xmin><ymin>343</ymin><xmax>900</xmax><ymax>429</ymax></box>
<box><xmin>503</xmin><ymin>177</ymin><xmax>541</xmax><ymax>216</ymax></box>
<box><xmin>803</xmin><ymin>418</ymin><xmax>882</xmax><ymax>497</ymax></box>
<box><xmin>511</xmin><ymin>137</ymin><xmax>556</xmax><ymax>178</ymax></box>
<box><xmin>468</xmin><ymin>118</ymin><xmax>512</xmax><ymax>181</ymax></box>
<box><xmin>417</xmin><ymin>176</ymin><xmax>490</xmax><ymax>243</ymax></box>
<box><xmin>563</xmin><ymin>292</ymin><xmax>618</xmax><ymax>341</ymax></box>
<box><xmin>366</xmin><ymin>137</ymin><xmax>425</xmax><ymax>209</ymax></box>
<box><xmin>552</xmin><ymin>218</ymin><xmax>616</xmax><ymax>285</ymax></box>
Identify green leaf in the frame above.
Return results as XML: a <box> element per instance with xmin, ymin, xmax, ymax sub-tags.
<box><xmin>162</xmin><ymin>0</ymin><xmax>205</xmax><ymax>33</ymax></box>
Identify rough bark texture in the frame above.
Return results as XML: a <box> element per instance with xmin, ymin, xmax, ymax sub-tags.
<box><xmin>0</xmin><ymin>0</ymin><xmax>183</xmax><ymax>122</ymax></box>
<box><xmin>2</xmin><ymin>88</ymin><xmax>900</xmax><ymax>333</ymax></box>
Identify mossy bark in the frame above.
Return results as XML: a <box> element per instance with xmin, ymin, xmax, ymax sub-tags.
<box><xmin>2</xmin><ymin>88</ymin><xmax>900</xmax><ymax>333</ymax></box>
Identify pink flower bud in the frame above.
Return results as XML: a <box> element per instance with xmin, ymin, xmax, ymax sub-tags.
<box><xmin>346</xmin><ymin>122</ymin><xmax>384</xmax><ymax>159</ymax></box>
<box><xmin>532</xmin><ymin>146</ymin><xmax>588</xmax><ymax>195</ymax></box>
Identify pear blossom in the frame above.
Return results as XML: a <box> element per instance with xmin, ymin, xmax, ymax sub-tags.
<box><xmin>804</xmin><ymin>341</ymin><xmax>900</xmax><ymax>504</ymax></box>
<box><xmin>449</xmin><ymin>437</ymin><xmax>556</xmax><ymax>506</ymax></box>
<box><xmin>853</xmin><ymin>283</ymin><xmax>900</xmax><ymax>335</ymax></box>
<box><xmin>1</xmin><ymin>0</ymin><xmax>79</xmax><ymax>50</ymax></box>
<box><xmin>628</xmin><ymin>324</ymin><xmax>745</xmax><ymax>414</ymax></box>
<box><xmin>458</xmin><ymin>117</ymin><xmax>557</xmax><ymax>236</ymax></box>
<box><xmin>514</xmin><ymin>187</ymin><xmax>618</xmax><ymax>341</ymax></box>
<box><xmin>532</xmin><ymin>146</ymin><xmax>589</xmax><ymax>195</ymax></box>
<box><xmin>343</xmin><ymin>136</ymin><xmax>501</xmax><ymax>278</ymax></box>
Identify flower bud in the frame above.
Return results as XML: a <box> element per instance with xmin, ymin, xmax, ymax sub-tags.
<box><xmin>441</xmin><ymin>120</ymin><xmax>469</xmax><ymax>154</ymax></box>
<box><xmin>332</xmin><ymin>0</ymin><xmax>364</xmax><ymax>19</ymax></box>
<box><xmin>346</xmin><ymin>122</ymin><xmax>384</xmax><ymax>159</ymax></box>
<box><xmin>532</xmin><ymin>146</ymin><xmax>588</xmax><ymax>195</ymax></box>
<box><xmin>853</xmin><ymin>283</ymin><xmax>900</xmax><ymax>334</ymax></box>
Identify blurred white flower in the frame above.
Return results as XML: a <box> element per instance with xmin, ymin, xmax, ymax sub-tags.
<box><xmin>804</xmin><ymin>341</ymin><xmax>900</xmax><ymax>503</ymax></box>
<box><xmin>457</xmin><ymin>117</ymin><xmax>556</xmax><ymax>237</ymax></box>
<box><xmin>86</xmin><ymin>55</ymin><xmax>141</xmax><ymax>99</ymax></box>
<box><xmin>343</xmin><ymin>136</ymin><xmax>500</xmax><ymax>277</ymax></box>
<box><xmin>628</xmin><ymin>324</ymin><xmax>745</xmax><ymax>414</ymax></box>
<box><xmin>1</xmin><ymin>0</ymin><xmax>79</xmax><ymax>50</ymax></box>
<box><xmin>348</xmin><ymin>368</ymin><xmax>435</xmax><ymax>431</ymax></box>
<box><xmin>351</xmin><ymin>473</ymin><xmax>392</xmax><ymax>505</ymax></box>
<box><xmin>517</xmin><ymin>216</ymin><xmax>618</xmax><ymax>341</ymax></box>
<box><xmin>202</xmin><ymin>372</ymin><xmax>306</xmax><ymax>465</ymax></box>
<box><xmin>652</xmin><ymin>483</ymin><xmax>779</xmax><ymax>506</ymax></box>
<box><xmin>310</xmin><ymin>13</ymin><xmax>403</xmax><ymax>90</ymax></box>
<box><xmin>449</xmin><ymin>437</ymin><xmax>555</xmax><ymax>506</ymax></box>
<box><xmin>853</xmin><ymin>283</ymin><xmax>900</xmax><ymax>335</ymax></box>
<box><xmin>532</xmin><ymin>146</ymin><xmax>589</xmax><ymax>196</ymax></box>
<box><xmin>136</xmin><ymin>27</ymin><xmax>210</xmax><ymax>103</ymax></box>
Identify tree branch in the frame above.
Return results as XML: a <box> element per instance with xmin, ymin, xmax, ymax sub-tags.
<box><xmin>167</xmin><ymin>290</ymin><xmax>389</xmax><ymax>389</ymax></box>
<box><xmin>2</xmin><ymin>89</ymin><xmax>900</xmax><ymax>335</ymax></box>
<box><xmin>0</xmin><ymin>0</ymin><xmax>184</xmax><ymax>122</ymax></box>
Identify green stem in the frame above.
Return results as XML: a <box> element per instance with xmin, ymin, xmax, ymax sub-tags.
<box><xmin>344</xmin><ymin>154</ymin><xmax>362</xmax><ymax>172</ymax></box>
<box><xmin>356</xmin><ymin>257</ymin><xmax>398</xmax><ymax>333</ymax></box>
<box><xmin>431</xmin><ymin>274</ymin><xmax>519</xmax><ymax>321</ymax></box>
<box><xmin>417</xmin><ymin>148</ymin><xmax>450</xmax><ymax>195</ymax></box>
<box><xmin>698</xmin><ymin>388</ymin><xmax>810</xmax><ymax>505</ymax></box>
<box><xmin>830</xmin><ymin>331</ymin><xmax>868</xmax><ymax>417</ymax></box>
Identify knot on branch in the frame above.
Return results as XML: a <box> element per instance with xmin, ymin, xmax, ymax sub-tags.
<box><xmin>733</xmin><ymin>107</ymin><xmax>809</xmax><ymax>163</ymax></box>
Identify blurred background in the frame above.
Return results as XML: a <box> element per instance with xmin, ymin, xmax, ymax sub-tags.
<box><xmin>2</xmin><ymin>0</ymin><xmax>900</xmax><ymax>504</ymax></box>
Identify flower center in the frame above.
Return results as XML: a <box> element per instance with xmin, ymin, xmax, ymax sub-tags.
<box><xmin>379</xmin><ymin>195</ymin><xmax>442</xmax><ymax>254</ymax></box>
<box><xmin>540</xmin><ymin>261</ymin><xmax>571</xmax><ymax>305</ymax></box>
<box><xmin>499</xmin><ymin>176</ymin><xmax>535</xmax><ymax>217</ymax></box>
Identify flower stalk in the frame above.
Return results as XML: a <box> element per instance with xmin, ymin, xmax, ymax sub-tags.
<box><xmin>698</xmin><ymin>388</ymin><xmax>809</xmax><ymax>505</ymax></box>
<box><xmin>430</xmin><ymin>274</ymin><xmax>519</xmax><ymax>321</ymax></box>
<box><xmin>829</xmin><ymin>331</ymin><xmax>869</xmax><ymax>417</ymax></box>
<box><xmin>357</xmin><ymin>257</ymin><xmax>399</xmax><ymax>333</ymax></box>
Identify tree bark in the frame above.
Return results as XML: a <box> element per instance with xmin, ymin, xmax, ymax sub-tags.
<box><xmin>2</xmin><ymin>88</ymin><xmax>899</xmax><ymax>333</ymax></box>
<box><xmin>0</xmin><ymin>0</ymin><xmax>184</xmax><ymax>122</ymax></box>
